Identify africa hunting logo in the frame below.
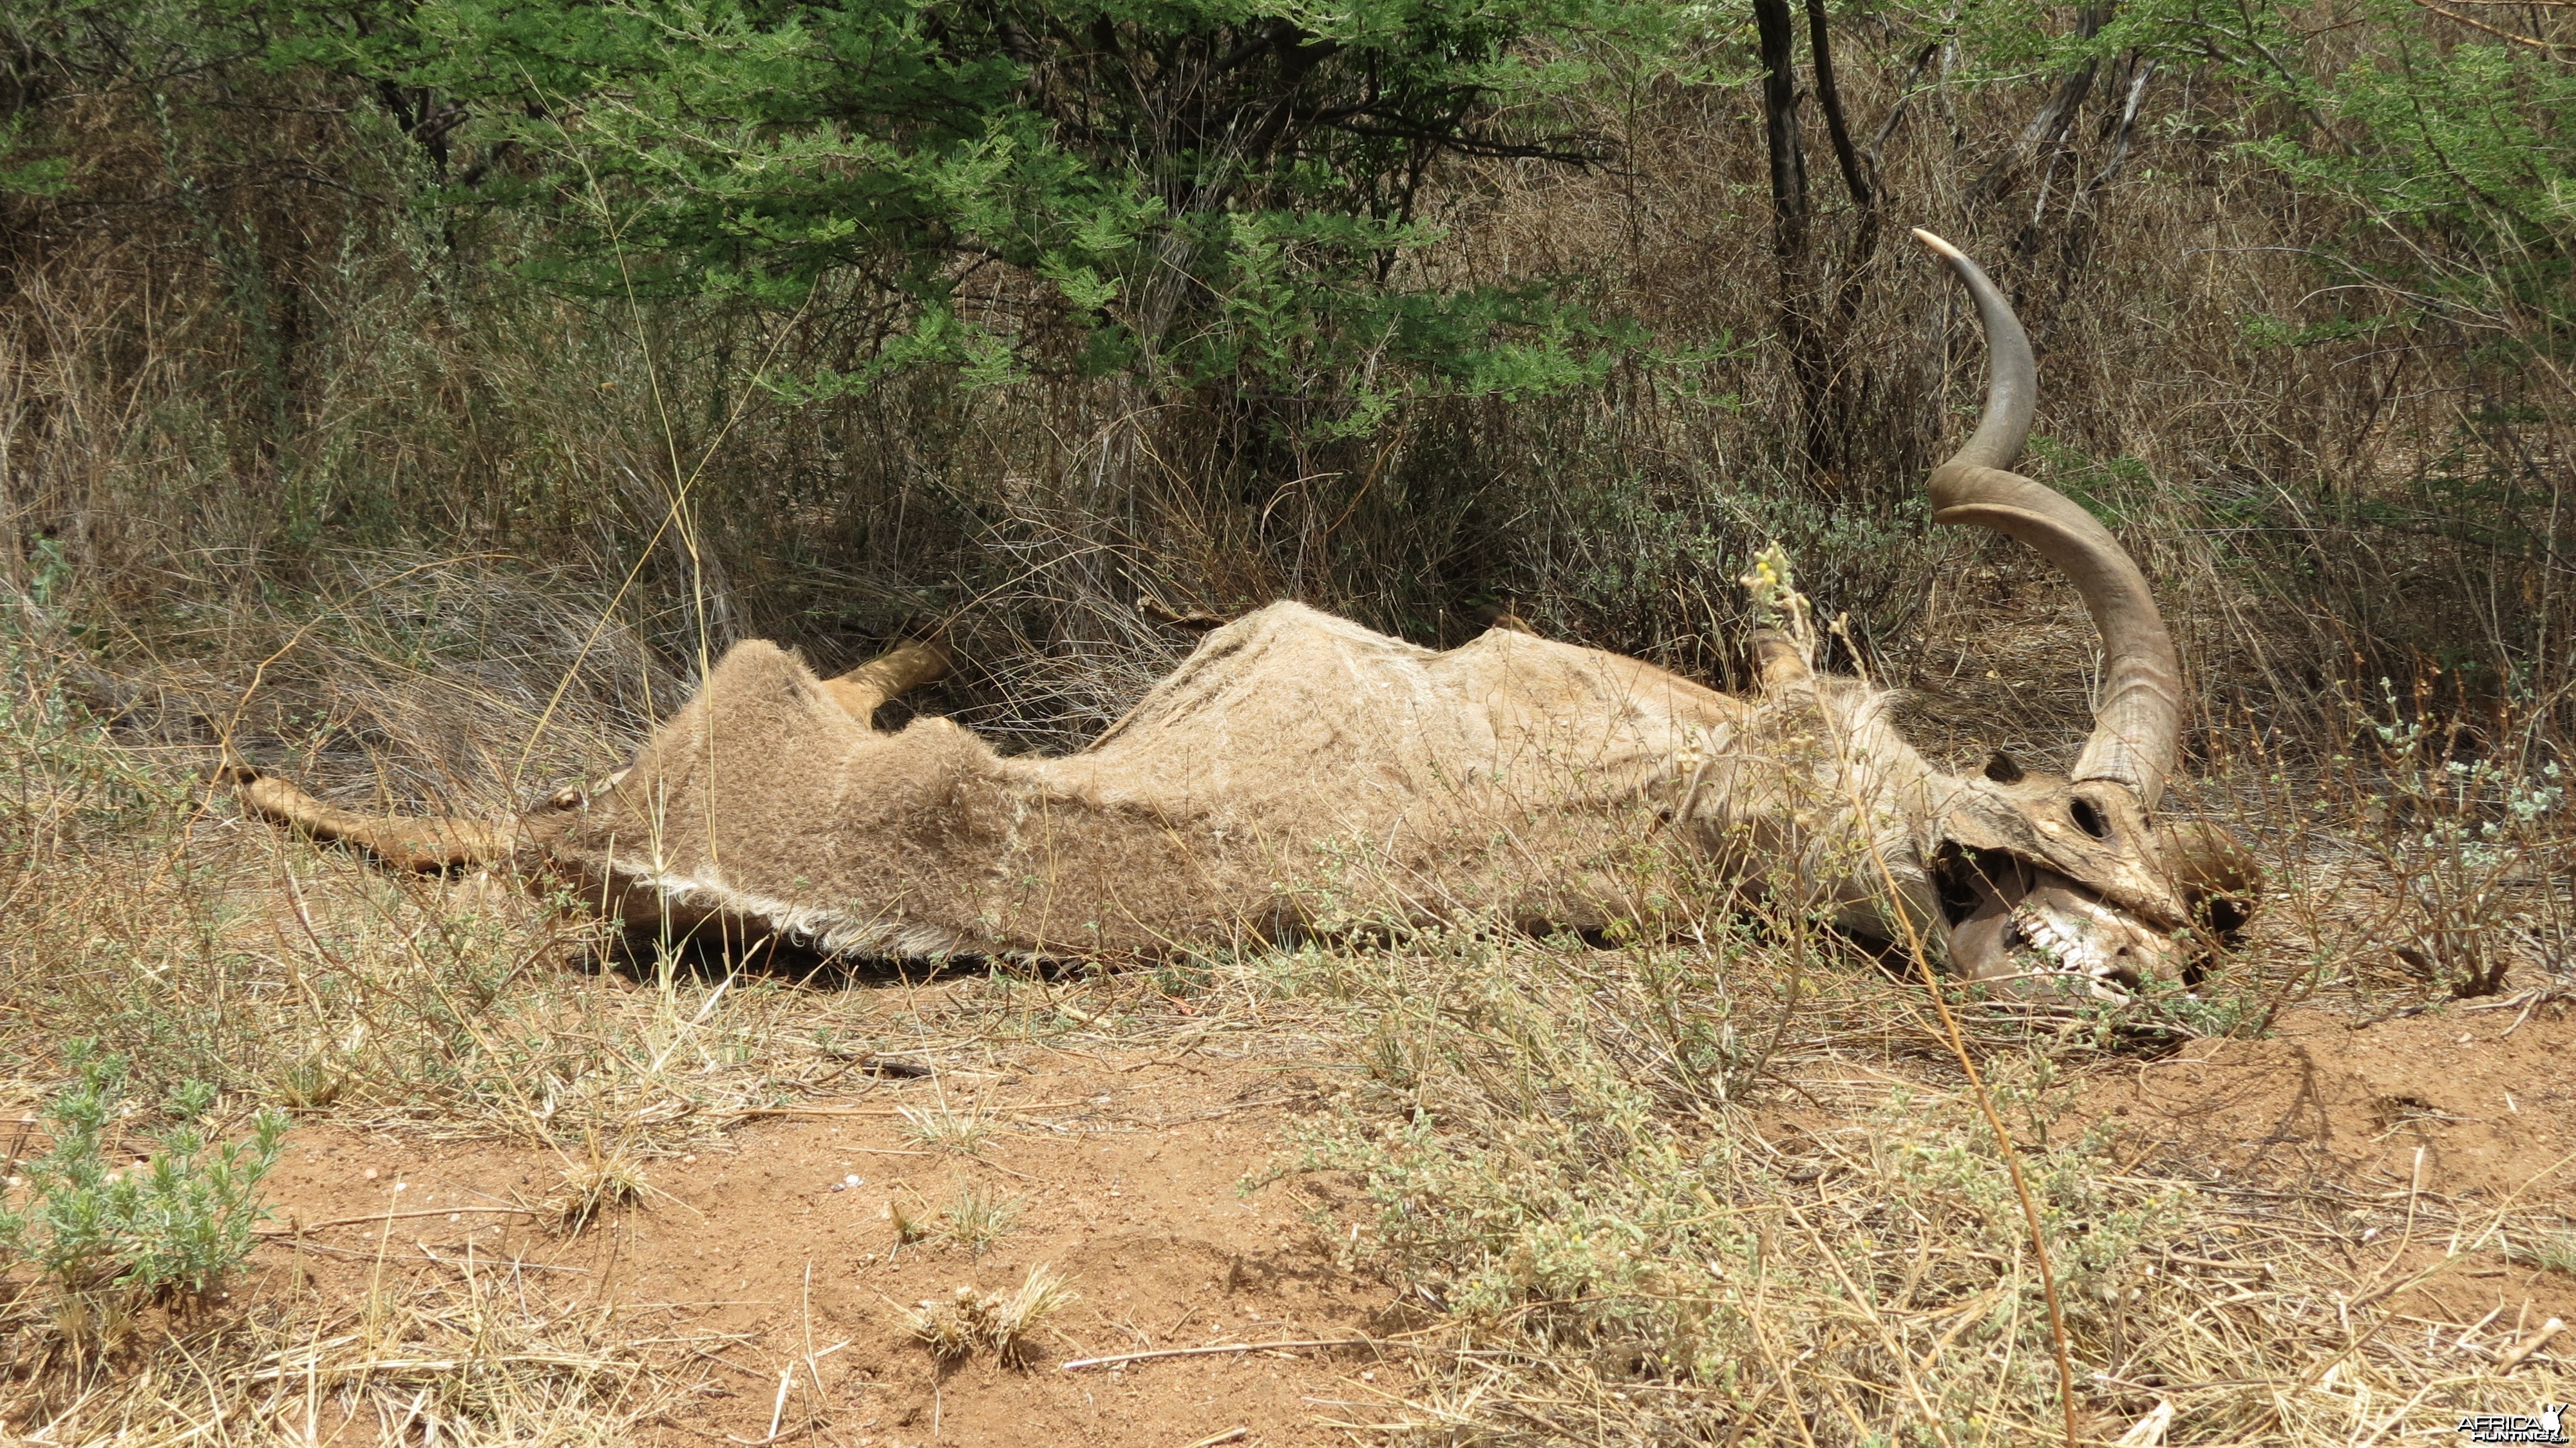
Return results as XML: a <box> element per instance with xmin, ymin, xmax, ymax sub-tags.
<box><xmin>2458</xmin><ymin>1404</ymin><xmax>2568</xmax><ymax>1445</ymax></box>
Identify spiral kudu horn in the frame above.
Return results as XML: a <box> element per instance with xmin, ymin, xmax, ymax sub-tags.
<box><xmin>1913</xmin><ymin>229</ymin><xmax>2183</xmax><ymax>809</ymax></box>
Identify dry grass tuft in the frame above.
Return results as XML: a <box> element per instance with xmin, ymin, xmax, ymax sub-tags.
<box><xmin>909</xmin><ymin>1287</ymin><xmax>989</xmax><ymax>1362</ymax></box>
<box><xmin>0</xmin><ymin>1247</ymin><xmax>694</xmax><ymax>1443</ymax></box>
<box><xmin>547</xmin><ymin>1141</ymin><xmax>649</xmax><ymax>1235</ymax></box>
<box><xmin>889</xmin><ymin>1194</ymin><xmax>934</xmax><ymax>1247</ymax></box>
<box><xmin>983</xmin><ymin>1263</ymin><xmax>1080</xmax><ymax>1366</ymax></box>
<box><xmin>935</xmin><ymin>1184</ymin><xmax>1023</xmax><ymax>1259</ymax></box>
<box><xmin>898</xmin><ymin>1098</ymin><xmax>1001</xmax><ymax>1156</ymax></box>
<box><xmin>909</xmin><ymin>1264</ymin><xmax>1080</xmax><ymax>1367</ymax></box>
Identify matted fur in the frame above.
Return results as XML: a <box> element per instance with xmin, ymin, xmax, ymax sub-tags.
<box><xmin>524</xmin><ymin>602</ymin><xmax>1937</xmax><ymax>960</ymax></box>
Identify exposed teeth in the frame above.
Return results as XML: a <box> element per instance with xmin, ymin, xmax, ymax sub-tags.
<box><xmin>2007</xmin><ymin>903</ymin><xmax>2132</xmax><ymax>1000</ymax></box>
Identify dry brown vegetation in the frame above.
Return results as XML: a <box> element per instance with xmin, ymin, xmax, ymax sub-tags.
<box><xmin>5</xmin><ymin>0</ymin><xmax>2575</xmax><ymax>1441</ymax></box>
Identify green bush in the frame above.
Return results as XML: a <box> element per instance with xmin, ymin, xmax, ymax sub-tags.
<box><xmin>252</xmin><ymin>0</ymin><xmax>1665</xmax><ymax>420</ymax></box>
<box><xmin>0</xmin><ymin>1046</ymin><xmax>288</xmax><ymax>1308</ymax></box>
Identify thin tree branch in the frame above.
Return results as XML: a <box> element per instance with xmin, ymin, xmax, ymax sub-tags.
<box><xmin>1866</xmin><ymin>41</ymin><xmax>1942</xmax><ymax>172</ymax></box>
<box><xmin>2080</xmin><ymin>57</ymin><xmax>2157</xmax><ymax>195</ymax></box>
<box><xmin>2404</xmin><ymin>0</ymin><xmax>2576</xmax><ymax>49</ymax></box>
<box><xmin>1804</xmin><ymin>0</ymin><xmax>1875</xmax><ymax>212</ymax></box>
<box><xmin>1970</xmin><ymin>5</ymin><xmax>2113</xmax><ymax>204</ymax></box>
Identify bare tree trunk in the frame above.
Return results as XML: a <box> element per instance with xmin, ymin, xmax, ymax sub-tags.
<box><xmin>1753</xmin><ymin>0</ymin><xmax>1812</xmax><ymax>259</ymax></box>
<box><xmin>1866</xmin><ymin>42</ymin><xmax>1940</xmax><ymax>178</ymax></box>
<box><xmin>2079</xmin><ymin>57</ymin><xmax>2157</xmax><ymax>198</ymax></box>
<box><xmin>1971</xmin><ymin>5</ymin><xmax>2114</xmax><ymax>207</ymax></box>
<box><xmin>1753</xmin><ymin>0</ymin><xmax>1833</xmax><ymax>482</ymax></box>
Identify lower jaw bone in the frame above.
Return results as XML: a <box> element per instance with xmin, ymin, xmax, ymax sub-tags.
<box><xmin>2007</xmin><ymin>902</ymin><xmax>2133</xmax><ymax>1000</ymax></box>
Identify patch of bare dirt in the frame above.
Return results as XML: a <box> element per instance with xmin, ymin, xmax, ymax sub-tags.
<box><xmin>245</xmin><ymin>1048</ymin><xmax>1396</xmax><ymax>1447</ymax></box>
<box><xmin>2068</xmin><ymin>999</ymin><xmax>2576</xmax><ymax>1326</ymax></box>
<box><xmin>191</xmin><ymin>989</ymin><xmax>2576</xmax><ymax>1443</ymax></box>
<box><xmin>2076</xmin><ymin>1002</ymin><xmax>2576</xmax><ymax>1198</ymax></box>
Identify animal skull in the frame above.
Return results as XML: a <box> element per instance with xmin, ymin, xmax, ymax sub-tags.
<box><xmin>231</xmin><ymin>233</ymin><xmax>2256</xmax><ymax>998</ymax></box>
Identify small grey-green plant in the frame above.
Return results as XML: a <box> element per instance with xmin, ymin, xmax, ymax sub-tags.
<box><xmin>0</xmin><ymin>1043</ymin><xmax>288</xmax><ymax>1313</ymax></box>
<box><xmin>2350</xmin><ymin>681</ymin><xmax>2571</xmax><ymax>998</ymax></box>
<box><xmin>1739</xmin><ymin>538</ymin><xmax>1816</xmax><ymax>661</ymax></box>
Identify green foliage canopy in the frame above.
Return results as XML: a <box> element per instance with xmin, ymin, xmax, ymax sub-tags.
<box><xmin>255</xmin><ymin>0</ymin><xmax>1667</xmax><ymax>412</ymax></box>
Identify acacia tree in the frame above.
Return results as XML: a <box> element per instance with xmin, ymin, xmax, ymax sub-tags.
<box><xmin>267</xmin><ymin>0</ymin><xmax>1664</xmax><ymax>426</ymax></box>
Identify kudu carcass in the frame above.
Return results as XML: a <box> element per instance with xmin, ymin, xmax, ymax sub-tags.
<box><xmin>231</xmin><ymin>233</ymin><xmax>2253</xmax><ymax>998</ymax></box>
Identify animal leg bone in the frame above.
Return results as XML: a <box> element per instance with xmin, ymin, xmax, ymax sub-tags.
<box><xmin>223</xmin><ymin>764</ymin><xmax>515</xmax><ymax>872</ymax></box>
<box><xmin>820</xmin><ymin>638</ymin><xmax>952</xmax><ymax>727</ymax></box>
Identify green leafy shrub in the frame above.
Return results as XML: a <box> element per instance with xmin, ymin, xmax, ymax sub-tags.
<box><xmin>260</xmin><ymin>0</ymin><xmax>1664</xmax><ymax>419</ymax></box>
<box><xmin>0</xmin><ymin>1045</ymin><xmax>288</xmax><ymax>1309</ymax></box>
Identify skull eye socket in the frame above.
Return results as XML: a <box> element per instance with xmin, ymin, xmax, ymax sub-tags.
<box><xmin>2070</xmin><ymin>796</ymin><xmax>2113</xmax><ymax>841</ymax></box>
